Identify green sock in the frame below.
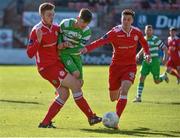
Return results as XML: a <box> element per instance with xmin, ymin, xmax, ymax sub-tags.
<box><xmin>137</xmin><ymin>82</ymin><xmax>144</xmax><ymax>98</ymax></box>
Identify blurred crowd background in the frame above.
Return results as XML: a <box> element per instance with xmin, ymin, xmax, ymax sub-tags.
<box><xmin>0</xmin><ymin>0</ymin><xmax>179</xmax><ymax>64</ymax></box>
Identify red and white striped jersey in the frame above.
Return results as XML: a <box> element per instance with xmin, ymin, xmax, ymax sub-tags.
<box><xmin>86</xmin><ymin>25</ymin><xmax>150</xmax><ymax>65</ymax></box>
<box><xmin>27</xmin><ymin>22</ymin><xmax>63</xmax><ymax>71</ymax></box>
<box><xmin>167</xmin><ymin>36</ymin><xmax>180</xmax><ymax>62</ymax></box>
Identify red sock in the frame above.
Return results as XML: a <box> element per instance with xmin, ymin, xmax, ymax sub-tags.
<box><xmin>41</xmin><ymin>100</ymin><xmax>63</xmax><ymax>125</ymax></box>
<box><xmin>116</xmin><ymin>98</ymin><xmax>127</xmax><ymax>118</ymax></box>
<box><xmin>73</xmin><ymin>93</ymin><xmax>94</xmax><ymax>119</ymax></box>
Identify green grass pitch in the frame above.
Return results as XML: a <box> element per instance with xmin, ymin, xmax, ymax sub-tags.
<box><xmin>0</xmin><ymin>65</ymin><xmax>180</xmax><ymax>137</ymax></box>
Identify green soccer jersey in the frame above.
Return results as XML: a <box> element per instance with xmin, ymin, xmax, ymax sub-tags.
<box><xmin>144</xmin><ymin>35</ymin><xmax>165</xmax><ymax>58</ymax></box>
<box><xmin>58</xmin><ymin>18</ymin><xmax>91</xmax><ymax>55</ymax></box>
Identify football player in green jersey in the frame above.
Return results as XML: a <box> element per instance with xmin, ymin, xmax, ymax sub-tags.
<box><xmin>58</xmin><ymin>8</ymin><xmax>92</xmax><ymax>85</ymax></box>
<box><xmin>133</xmin><ymin>25</ymin><xmax>169</xmax><ymax>102</ymax></box>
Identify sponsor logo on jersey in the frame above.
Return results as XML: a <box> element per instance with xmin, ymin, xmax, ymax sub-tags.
<box><xmin>42</xmin><ymin>32</ymin><xmax>48</xmax><ymax>35</ymax></box>
<box><xmin>134</xmin><ymin>35</ymin><xmax>138</xmax><ymax>41</ymax></box>
<box><xmin>117</xmin><ymin>35</ymin><xmax>125</xmax><ymax>37</ymax></box>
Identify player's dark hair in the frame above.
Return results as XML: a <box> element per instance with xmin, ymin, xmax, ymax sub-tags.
<box><xmin>169</xmin><ymin>27</ymin><xmax>176</xmax><ymax>31</ymax></box>
<box><xmin>145</xmin><ymin>25</ymin><xmax>153</xmax><ymax>29</ymax></box>
<box><xmin>122</xmin><ymin>9</ymin><xmax>135</xmax><ymax>17</ymax></box>
<box><xmin>79</xmin><ymin>8</ymin><xmax>92</xmax><ymax>23</ymax></box>
<box><xmin>39</xmin><ymin>3</ymin><xmax>55</xmax><ymax>15</ymax></box>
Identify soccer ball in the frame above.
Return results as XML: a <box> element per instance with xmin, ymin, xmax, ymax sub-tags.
<box><xmin>102</xmin><ymin>112</ymin><xmax>119</xmax><ymax>128</ymax></box>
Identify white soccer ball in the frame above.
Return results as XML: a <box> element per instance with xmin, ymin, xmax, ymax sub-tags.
<box><xmin>102</xmin><ymin>112</ymin><xmax>119</xmax><ymax>128</ymax></box>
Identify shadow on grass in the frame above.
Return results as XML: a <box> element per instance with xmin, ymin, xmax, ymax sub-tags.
<box><xmin>143</xmin><ymin>101</ymin><xmax>180</xmax><ymax>105</ymax></box>
<box><xmin>80</xmin><ymin>127</ymin><xmax>180</xmax><ymax>137</ymax></box>
<box><xmin>0</xmin><ymin>99</ymin><xmax>41</xmax><ymax>105</ymax></box>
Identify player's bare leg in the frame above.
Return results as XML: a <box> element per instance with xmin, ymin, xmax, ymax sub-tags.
<box><xmin>72</xmin><ymin>70</ymin><xmax>81</xmax><ymax>79</ymax></box>
<box><xmin>72</xmin><ymin>70</ymin><xmax>84</xmax><ymax>86</ymax></box>
<box><xmin>109</xmin><ymin>89</ymin><xmax>120</xmax><ymax>102</ymax></box>
<box><xmin>61</xmin><ymin>73</ymin><xmax>102</xmax><ymax>125</ymax></box>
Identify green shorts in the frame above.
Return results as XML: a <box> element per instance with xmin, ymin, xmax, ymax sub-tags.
<box><xmin>60</xmin><ymin>53</ymin><xmax>83</xmax><ymax>79</ymax></box>
<box><xmin>140</xmin><ymin>58</ymin><xmax>160</xmax><ymax>80</ymax></box>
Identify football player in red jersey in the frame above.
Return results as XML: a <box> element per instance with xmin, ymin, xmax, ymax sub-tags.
<box><xmin>166</xmin><ymin>27</ymin><xmax>180</xmax><ymax>84</ymax></box>
<box><xmin>27</xmin><ymin>3</ymin><xmax>101</xmax><ymax>128</ymax></box>
<box><xmin>80</xmin><ymin>9</ymin><xmax>151</xmax><ymax>129</ymax></box>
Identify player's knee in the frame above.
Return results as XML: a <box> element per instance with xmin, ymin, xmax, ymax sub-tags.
<box><xmin>110</xmin><ymin>97</ymin><xmax>117</xmax><ymax>102</ymax></box>
<box><xmin>72</xmin><ymin>71</ymin><xmax>80</xmax><ymax>79</ymax></box>
<box><xmin>109</xmin><ymin>90</ymin><xmax>119</xmax><ymax>102</ymax></box>
<box><xmin>56</xmin><ymin>88</ymin><xmax>70</xmax><ymax>101</ymax></box>
<box><xmin>71</xmin><ymin>78</ymin><xmax>82</xmax><ymax>91</ymax></box>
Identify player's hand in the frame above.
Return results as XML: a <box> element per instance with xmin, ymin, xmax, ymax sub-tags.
<box><xmin>80</xmin><ymin>47</ymin><xmax>88</xmax><ymax>54</ymax></box>
<box><xmin>36</xmin><ymin>28</ymin><xmax>42</xmax><ymax>43</ymax></box>
<box><xmin>144</xmin><ymin>54</ymin><xmax>151</xmax><ymax>64</ymax></box>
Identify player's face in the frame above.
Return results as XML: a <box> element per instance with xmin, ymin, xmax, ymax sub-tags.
<box><xmin>42</xmin><ymin>10</ymin><xmax>55</xmax><ymax>26</ymax></box>
<box><xmin>145</xmin><ymin>28</ymin><xmax>153</xmax><ymax>37</ymax></box>
<box><xmin>121</xmin><ymin>15</ymin><xmax>133</xmax><ymax>29</ymax></box>
<box><xmin>76</xmin><ymin>18</ymin><xmax>89</xmax><ymax>29</ymax></box>
<box><xmin>169</xmin><ymin>30</ymin><xmax>176</xmax><ymax>37</ymax></box>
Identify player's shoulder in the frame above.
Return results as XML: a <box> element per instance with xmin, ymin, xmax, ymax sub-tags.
<box><xmin>152</xmin><ymin>35</ymin><xmax>159</xmax><ymax>40</ymax></box>
<box><xmin>32</xmin><ymin>22</ymin><xmax>42</xmax><ymax>32</ymax></box>
<box><xmin>168</xmin><ymin>36</ymin><xmax>171</xmax><ymax>40</ymax></box>
<box><xmin>131</xmin><ymin>26</ymin><xmax>142</xmax><ymax>33</ymax></box>
<box><xmin>174</xmin><ymin>36</ymin><xmax>179</xmax><ymax>40</ymax></box>
<box><xmin>52</xmin><ymin>23</ymin><xmax>60</xmax><ymax>30</ymax></box>
<box><xmin>111</xmin><ymin>25</ymin><xmax>122</xmax><ymax>33</ymax></box>
<box><xmin>83</xmin><ymin>26</ymin><xmax>91</xmax><ymax>33</ymax></box>
<box><xmin>60</xmin><ymin>18</ymin><xmax>75</xmax><ymax>27</ymax></box>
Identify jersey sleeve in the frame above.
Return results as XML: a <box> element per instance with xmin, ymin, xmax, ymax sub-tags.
<box><xmin>155</xmin><ymin>37</ymin><xmax>166</xmax><ymax>49</ymax></box>
<box><xmin>138</xmin><ymin>31</ymin><xmax>150</xmax><ymax>55</ymax></box>
<box><xmin>86</xmin><ymin>29</ymin><xmax>114</xmax><ymax>52</ymax></box>
<box><xmin>26</xmin><ymin>29</ymin><xmax>40</xmax><ymax>58</ymax></box>
<box><xmin>58</xmin><ymin>32</ymin><xmax>64</xmax><ymax>45</ymax></box>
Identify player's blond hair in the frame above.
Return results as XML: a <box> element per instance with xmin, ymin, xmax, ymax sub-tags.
<box><xmin>39</xmin><ymin>2</ymin><xmax>55</xmax><ymax>15</ymax></box>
